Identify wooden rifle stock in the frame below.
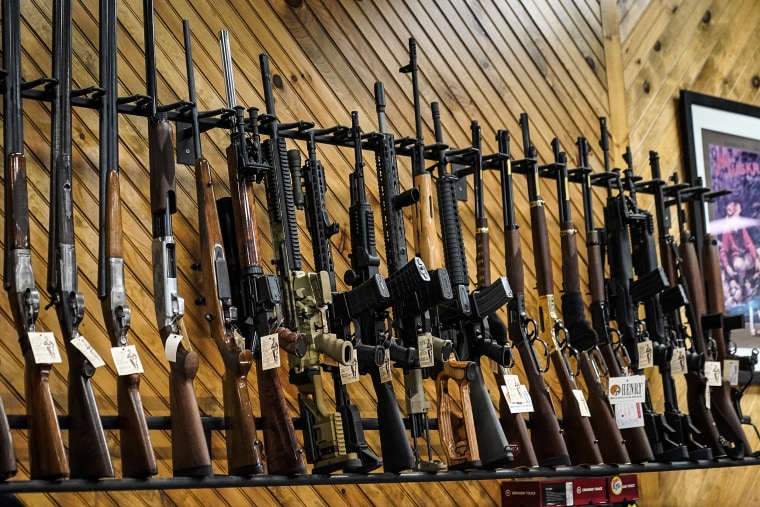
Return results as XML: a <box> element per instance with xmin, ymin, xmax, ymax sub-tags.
<box><xmin>436</xmin><ymin>361</ymin><xmax>480</xmax><ymax>469</ymax></box>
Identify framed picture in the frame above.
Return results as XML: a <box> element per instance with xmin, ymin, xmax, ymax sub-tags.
<box><xmin>680</xmin><ymin>90</ymin><xmax>760</xmax><ymax>377</ymax></box>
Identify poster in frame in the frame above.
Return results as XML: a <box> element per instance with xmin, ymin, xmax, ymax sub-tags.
<box><xmin>679</xmin><ymin>90</ymin><xmax>760</xmax><ymax>377</ymax></box>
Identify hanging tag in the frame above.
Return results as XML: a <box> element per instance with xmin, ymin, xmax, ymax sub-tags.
<box><xmin>637</xmin><ymin>341</ymin><xmax>654</xmax><ymax>369</ymax></box>
<box><xmin>724</xmin><ymin>359</ymin><xmax>740</xmax><ymax>386</ymax></box>
<box><xmin>704</xmin><ymin>361</ymin><xmax>722</xmax><ymax>386</ymax></box>
<box><xmin>340</xmin><ymin>349</ymin><xmax>360</xmax><ymax>384</ymax></box>
<box><xmin>29</xmin><ymin>332</ymin><xmax>62</xmax><ymax>364</ymax></box>
<box><xmin>260</xmin><ymin>333</ymin><xmax>281</xmax><ymax>370</ymax></box>
<box><xmin>164</xmin><ymin>333</ymin><xmax>183</xmax><ymax>362</ymax></box>
<box><xmin>615</xmin><ymin>401</ymin><xmax>645</xmax><ymax>429</ymax></box>
<box><xmin>501</xmin><ymin>374</ymin><xmax>534</xmax><ymax>413</ymax></box>
<box><xmin>111</xmin><ymin>345</ymin><xmax>144</xmax><ymax>375</ymax></box>
<box><xmin>379</xmin><ymin>349</ymin><xmax>393</xmax><ymax>383</ymax></box>
<box><xmin>670</xmin><ymin>347</ymin><xmax>687</xmax><ymax>375</ymax></box>
<box><xmin>417</xmin><ymin>332</ymin><xmax>435</xmax><ymax>368</ymax></box>
<box><xmin>607</xmin><ymin>375</ymin><xmax>647</xmax><ymax>404</ymax></box>
<box><xmin>70</xmin><ymin>336</ymin><xmax>105</xmax><ymax>368</ymax></box>
<box><xmin>706</xmin><ymin>384</ymin><xmax>711</xmax><ymax>409</ymax></box>
<box><xmin>572</xmin><ymin>389</ymin><xmax>591</xmax><ymax>417</ymax></box>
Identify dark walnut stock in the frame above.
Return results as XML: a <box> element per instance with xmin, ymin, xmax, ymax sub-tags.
<box><xmin>196</xmin><ymin>157</ymin><xmax>263</xmax><ymax>476</ymax></box>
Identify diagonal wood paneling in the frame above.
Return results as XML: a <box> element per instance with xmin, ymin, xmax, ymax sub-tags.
<box><xmin>2</xmin><ymin>1</ymin><xmax>760</xmax><ymax>505</ymax></box>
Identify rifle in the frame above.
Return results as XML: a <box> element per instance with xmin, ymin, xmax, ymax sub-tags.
<box><xmin>627</xmin><ymin>151</ymin><xmax>712</xmax><ymax>460</ymax></box>
<box><xmin>577</xmin><ymin>137</ymin><xmax>654</xmax><ymax>463</ymax></box>
<box><xmin>516</xmin><ymin>114</ymin><xmax>602</xmax><ymax>465</ymax></box>
<box><xmin>2</xmin><ymin>0</ymin><xmax>48</xmax><ymax>480</ymax></box>
<box><xmin>553</xmin><ymin>138</ymin><xmax>629</xmax><ymax>464</ymax></box>
<box><xmin>260</xmin><ymin>53</ymin><xmax>362</xmax><ymax>474</ymax></box>
<box><xmin>342</xmin><ymin>111</ymin><xmax>417</xmax><ymax>473</ymax></box>
<box><xmin>98</xmin><ymin>0</ymin><xmax>155</xmax><ymax>478</ymax></box>
<box><xmin>665</xmin><ymin>172</ymin><xmax>735</xmax><ymax>458</ymax></box>
<box><xmin>290</xmin><ymin>126</ymin><xmax>388</xmax><ymax>473</ymax></box>
<box><xmin>144</xmin><ymin>1</ymin><xmax>212</xmax><ymax>477</ymax></box>
<box><xmin>497</xmin><ymin>129</ymin><xmax>565</xmax><ymax>467</ymax></box>
<box><xmin>599</xmin><ymin>119</ymin><xmax>693</xmax><ymax>462</ymax></box>
<box><xmin>184</xmin><ymin>22</ymin><xmax>265</xmax><ymax>476</ymax></box>
<box><xmin>373</xmin><ymin>81</ymin><xmax>452</xmax><ymax>472</ymax></box>
<box><xmin>217</xmin><ymin>31</ymin><xmax>307</xmax><ymax>476</ymax></box>
<box><xmin>434</xmin><ymin>114</ymin><xmax>516</xmax><ymax>470</ymax></box>
<box><xmin>47</xmin><ymin>0</ymin><xmax>113</xmax><ymax>479</ymax></box>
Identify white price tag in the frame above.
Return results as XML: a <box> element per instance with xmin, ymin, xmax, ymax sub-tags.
<box><xmin>164</xmin><ymin>333</ymin><xmax>183</xmax><ymax>362</ymax></box>
<box><xmin>706</xmin><ymin>384</ymin><xmax>711</xmax><ymax>409</ymax></box>
<box><xmin>607</xmin><ymin>375</ymin><xmax>647</xmax><ymax>404</ymax></box>
<box><xmin>339</xmin><ymin>349</ymin><xmax>360</xmax><ymax>385</ymax></box>
<box><xmin>572</xmin><ymin>389</ymin><xmax>591</xmax><ymax>417</ymax></box>
<box><xmin>379</xmin><ymin>349</ymin><xmax>393</xmax><ymax>384</ymax></box>
<box><xmin>28</xmin><ymin>332</ymin><xmax>62</xmax><ymax>364</ymax></box>
<box><xmin>724</xmin><ymin>359</ymin><xmax>740</xmax><ymax>386</ymax></box>
<box><xmin>501</xmin><ymin>374</ymin><xmax>534</xmax><ymax>413</ymax></box>
<box><xmin>110</xmin><ymin>345</ymin><xmax>144</xmax><ymax>375</ymax></box>
<box><xmin>417</xmin><ymin>333</ymin><xmax>435</xmax><ymax>368</ymax></box>
<box><xmin>637</xmin><ymin>341</ymin><xmax>654</xmax><ymax>369</ymax></box>
<box><xmin>615</xmin><ymin>402</ymin><xmax>645</xmax><ymax>429</ymax></box>
<box><xmin>260</xmin><ymin>333</ymin><xmax>281</xmax><ymax>371</ymax></box>
<box><xmin>704</xmin><ymin>361</ymin><xmax>722</xmax><ymax>386</ymax></box>
<box><xmin>670</xmin><ymin>347</ymin><xmax>687</xmax><ymax>375</ymax></box>
<box><xmin>70</xmin><ymin>336</ymin><xmax>105</xmax><ymax>368</ymax></box>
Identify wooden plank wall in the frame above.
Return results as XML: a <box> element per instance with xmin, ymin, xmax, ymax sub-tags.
<box><xmin>1</xmin><ymin>0</ymin><xmax>759</xmax><ymax>505</ymax></box>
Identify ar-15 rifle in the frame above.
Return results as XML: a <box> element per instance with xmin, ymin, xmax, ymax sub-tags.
<box><xmin>217</xmin><ymin>31</ymin><xmax>307</xmax><ymax>476</ymax></box>
<box><xmin>290</xmin><ymin>124</ymin><xmax>388</xmax><ymax>473</ymax></box>
<box><xmin>599</xmin><ymin>119</ymin><xmax>693</xmax><ymax>462</ymax></box>
<box><xmin>184</xmin><ymin>22</ymin><xmax>264</xmax><ymax>476</ymax></box>
<box><xmin>373</xmin><ymin>81</ymin><xmax>453</xmax><ymax>472</ymax></box>
<box><xmin>577</xmin><ymin>137</ymin><xmax>653</xmax><ymax>463</ymax></box>
<box><xmin>98</xmin><ymin>0</ymin><xmax>155</xmax><ymax>478</ymax></box>
<box><xmin>3</xmin><ymin>0</ymin><xmax>48</xmax><ymax>480</ymax></box>
<box><xmin>665</xmin><ymin>171</ymin><xmax>736</xmax><ymax>458</ymax></box>
<box><xmin>552</xmin><ymin>138</ymin><xmax>629</xmax><ymax>464</ymax></box>
<box><xmin>516</xmin><ymin>114</ymin><xmax>602</xmax><ymax>465</ymax></box>
<box><xmin>260</xmin><ymin>54</ymin><xmax>361</xmax><ymax>474</ymax></box>
<box><xmin>627</xmin><ymin>151</ymin><xmax>712</xmax><ymax>461</ymax></box>
<box><xmin>144</xmin><ymin>1</ymin><xmax>211</xmax><ymax>478</ymax></box>
<box><xmin>497</xmin><ymin>129</ymin><xmax>565</xmax><ymax>466</ymax></box>
<box><xmin>47</xmin><ymin>0</ymin><xmax>113</xmax><ymax>479</ymax></box>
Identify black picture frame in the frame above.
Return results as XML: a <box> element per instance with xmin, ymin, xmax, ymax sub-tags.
<box><xmin>680</xmin><ymin>90</ymin><xmax>760</xmax><ymax>374</ymax></box>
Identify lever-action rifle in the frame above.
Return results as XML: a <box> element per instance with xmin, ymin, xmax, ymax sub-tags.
<box><xmin>373</xmin><ymin>81</ymin><xmax>452</xmax><ymax>472</ymax></box>
<box><xmin>497</xmin><ymin>129</ymin><xmax>566</xmax><ymax>467</ymax></box>
<box><xmin>3</xmin><ymin>0</ymin><xmax>48</xmax><ymax>480</ymax></box>
<box><xmin>184</xmin><ymin>22</ymin><xmax>264</xmax><ymax>476</ymax></box>
<box><xmin>48</xmin><ymin>0</ymin><xmax>113</xmax><ymax>479</ymax></box>
<box><xmin>144</xmin><ymin>1</ymin><xmax>212</xmax><ymax>477</ymax></box>
<box><xmin>260</xmin><ymin>53</ymin><xmax>360</xmax><ymax>474</ymax></box>
<box><xmin>99</xmin><ymin>0</ymin><xmax>156</xmax><ymax>478</ymax></box>
<box><xmin>577</xmin><ymin>137</ymin><xmax>653</xmax><ymax>463</ymax></box>
<box><xmin>553</xmin><ymin>138</ymin><xmax>629</xmax><ymax>464</ymax></box>
<box><xmin>218</xmin><ymin>30</ymin><xmax>307</xmax><ymax>476</ymax></box>
<box><xmin>517</xmin><ymin>114</ymin><xmax>602</xmax><ymax>465</ymax></box>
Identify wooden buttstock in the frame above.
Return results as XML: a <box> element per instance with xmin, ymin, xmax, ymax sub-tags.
<box><xmin>436</xmin><ymin>360</ymin><xmax>480</xmax><ymax>469</ymax></box>
<box><xmin>578</xmin><ymin>353</ymin><xmax>630</xmax><ymax>464</ymax></box>
<box><xmin>256</xmin><ymin>359</ymin><xmax>306</xmax><ymax>475</ymax></box>
<box><xmin>223</xmin><ymin>350</ymin><xmax>264</xmax><ymax>476</ymax></box>
<box><xmin>684</xmin><ymin>372</ymin><xmax>726</xmax><ymax>457</ymax></box>
<box><xmin>117</xmin><ymin>374</ymin><xmax>157</xmax><ymax>478</ymax></box>
<box><xmin>495</xmin><ymin>383</ymin><xmax>538</xmax><ymax>468</ymax></box>
<box><xmin>413</xmin><ymin>173</ymin><xmax>443</xmax><ymax>267</ymax></box>
<box><xmin>167</xmin><ymin>340</ymin><xmax>213</xmax><ymax>477</ymax></box>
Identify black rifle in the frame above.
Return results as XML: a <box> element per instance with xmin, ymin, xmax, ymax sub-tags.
<box><xmin>373</xmin><ymin>81</ymin><xmax>452</xmax><ymax>472</ymax></box>
<box><xmin>2</xmin><ymin>0</ymin><xmax>45</xmax><ymax>480</ymax></box>
<box><xmin>516</xmin><ymin>114</ymin><xmax>602</xmax><ymax>465</ymax></box>
<box><xmin>496</xmin><ymin>130</ymin><xmax>570</xmax><ymax>466</ymax></box>
<box><xmin>290</xmin><ymin>125</ymin><xmax>388</xmax><ymax>473</ymax></box>
<box><xmin>98</xmin><ymin>0</ymin><xmax>156</xmax><ymax>478</ymax></box>
<box><xmin>577</xmin><ymin>137</ymin><xmax>654</xmax><ymax>463</ymax></box>
<box><xmin>260</xmin><ymin>53</ymin><xmax>361</xmax><ymax>474</ymax></box>
<box><xmin>553</xmin><ymin>138</ymin><xmax>629</xmax><ymax>464</ymax></box>
<box><xmin>217</xmin><ymin>31</ymin><xmax>307</xmax><ymax>476</ymax></box>
<box><xmin>144</xmin><ymin>0</ymin><xmax>212</xmax><ymax>477</ymax></box>
<box><xmin>47</xmin><ymin>0</ymin><xmax>113</xmax><ymax>479</ymax></box>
